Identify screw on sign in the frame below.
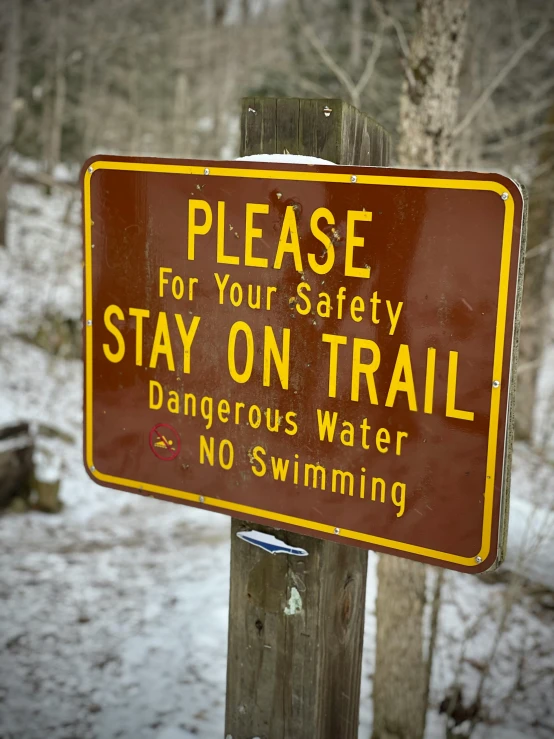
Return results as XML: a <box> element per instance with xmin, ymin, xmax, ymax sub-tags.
<box><xmin>149</xmin><ymin>423</ymin><xmax>181</xmax><ymax>461</ymax></box>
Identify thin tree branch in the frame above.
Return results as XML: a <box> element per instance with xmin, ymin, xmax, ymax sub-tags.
<box><xmin>296</xmin><ymin>75</ymin><xmax>332</xmax><ymax>99</ymax></box>
<box><xmin>352</xmin><ymin>23</ymin><xmax>385</xmax><ymax>106</ymax></box>
<box><xmin>292</xmin><ymin>0</ymin><xmax>388</xmax><ymax>109</ymax></box>
<box><xmin>523</xmin><ymin>236</ymin><xmax>554</xmax><ymax>260</ymax></box>
<box><xmin>293</xmin><ymin>0</ymin><xmax>357</xmax><ymax>104</ymax></box>
<box><xmin>485</xmin><ymin>124</ymin><xmax>554</xmax><ymax>153</ymax></box>
<box><xmin>453</xmin><ymin>22</ymin><xmax>550</xmax><ymax>137</ymax></box>
<box><xmin>371</xmin><ymin>0</ymin><xmax>415</xmax><ymax>88</ymax></box>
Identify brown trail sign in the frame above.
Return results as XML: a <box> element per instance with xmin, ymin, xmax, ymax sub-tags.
<box><xmin>83</xmin><ymin>155</ymin><xmax>523</xmax><ymax>574</ymax></box>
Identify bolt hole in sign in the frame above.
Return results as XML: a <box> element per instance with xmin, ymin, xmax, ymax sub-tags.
<box><xmin>82</xmin><ymin>156</ymin><xmax>524</xmax><ymax>574</ymax></box>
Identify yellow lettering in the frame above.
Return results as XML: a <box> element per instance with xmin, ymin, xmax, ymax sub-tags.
<box><xmin>129</xmin><ymin>307</ymin><xmax>149</xmax><ymax>365</ymax></box>
<box><xmin>295</xmin><ymin>282</ymin><xmax>311</xmax><ymax>315</ymax></box>
<box><xmin>184</xmin><ymin>393</ymin><xmax>196</xmax><ymax>416</ymax></box>
<box><xmin>171</xmin><ymin>276</ymin><xmax>184</xmax><ymax>300</ymax></box>
<box><xmin>392</xmin><ymin>482</ymin><xmax>406</xmax><ymax>517</ymax></box>
<box><xmin>304</xmin><ymin>464</ymin><xmax>326</xmax><ymax>490</ymax></box>
<box><xmin>214</xmin><ymin>272</ymin><xmax>230</xmax><ymax>304</ymax></box>
<box><xmin>351</xmin><ymin>338</ymin><xmax>380</xmax><ymax>403</ymax></box>
<box><xmin>168</xmin><ymin>390</ymin><xmax>179</xmax><ymax>414</ymax></box>
<box><xmin>103</xmin><ymin>304</ymin><xmax>125</xmax><ymax>363</ymax></box>
<box><xmin>174</xmin><ymin>315</ymin><xmax>200</xmax><ymax>374</ymax></box>
<box><xmin>317</xmin><ymin>292</ymin><xmax>331</xmax><ymax>318</ymax></box>
<box><xmin>249</xmin><ymin>405</ymin><xmax>262</xmax><ymax>428</ymax></box>
<box><xmin>234</xmin><ymin>402</ymin><xmax>245</xmax><ymax>424</ymax></box>
<box><xmin>340</xmin><ymin>421</ymin><xmax>354</xmax><ymax>447</ymax></box>
<box><xmin>424</xmin><ymin>347</ymin><xmax>436</xmax><ymax>414</ymax></box>
<box><xmin>396</xmin><ymin>431</ymin><xmax>408</xmax><ymax>456</ymax></box>
<box><xmin>446</xmin><ymin>351</ymin><xmax>474</xmax><ymax>421</ymax></box>
<box><xmin>251</xmin><ymin>445</ymin><xmax>267</xmax><ymax>477</ymax></box>
<box><xmin>386</xmin><ymin>300</ymin><xmax>403</xmax><ymax>335</ymax></box>
<box><xmin>371</xmin><ymin>478</ymin><xmax>385</xmax><ymax>503</ymax></box>
<box><xmin>322</xmin><ymin>333</ymin><xmax>348</xmax><ymax>398</ymax></box>
<box><xmin>308</xmin><ymin>207</ymin><xmax>335</xmax><ymax>274</ymax></box>
<box><xmin>199</xmin><ymin>435</ymin><xmax>214</xmax><ymax>465</ymax></box>
<box><xmin>263</xmin><ymin>326</ymin><xmax>290</xmax><ymax>390</ymax></box>
<box><xmin>149</xmin><ymin>380</ymin><xmax>163</xmax><ymax>409</ymax></box>
<box><xmin>332</xmin><ymin>469</ymin><xmax>354</xmax><ymax>496</ymax></box>
<box><xmin>376</xmin><ymin>428</ymin><xmax>390</xmax><ymax>453</ymax></box>
<box><xmin>272</xmin><ymin>456</ymin><xmax>289</xmax><ymax>480</ymax></box>
<box><xmin>228</xmin><ymin>321</ymin><xmax>254</xmax><ymax>383</ymax></box>
<box><xmin>230</xmin><ymin>282</ymin><xmax>243</xmax><ymax>306</ymax></box>
<box><xmin>188</xmin><ymin>200</ymin><xmax>212</xmax><ymax>260</ymax></box>
<box><xmin>159</xmin><ymin>268</ymin><xmax>171</xmax><ymax>297</ymax></box>
<box><xmin>216</xmin><ymin>201</ymin><xmax>239</xmax><ymax>265</ymax></box>
<box><xmin>245</xmin><ymin>203</ymin><xmax>269</xmax><ymax>268</ymax></box>
<box><xmin>350</xmin><ymin>296</ymin><xmax>364</xmax><ymax>323</ymax></box>
<box><xmin>201</xmin><ymin>396</ymin><xmax>213</xmax><ymax>430</ymax></box>
<box><xmin>218</xmin><ymin>399</ymin><xmax>230</xmax><ymax>423</ymax></box>
<box><xmin>219</xmin><ymin>439</ymin><xmax>234</xmax><ymax>470</ymax></box>
<box><xmin>317</xmin><ymin>409</ymin><xmax>338</xmax><ymax>442</ymax></box>
<box><xmin>345</xmin><ymin>210</ymin><xmax>371</xmax><ymax>279</ymax></box>
<box><xmin>284</xmin><ymin>412</ymin><xmax>298</xmax><ymax>436</ymax></box>
<box><xmin>266</xmin><ymin>286</ymin><xmax>277</xmax><ymax>310</ymax></box>
<box><xmin>385</xmin><ymin>344</ymin><xmax>417</xmax><ymax>411</ymax></box>
<box><xmin>274</xmin><ymin>206</ymin><xmax>302</xmax><ymax>272</ymax></box>
<box><xmin>149</xmin><ymin>312</ymin><xmax>175</xmax><ymax>371</ymax></box>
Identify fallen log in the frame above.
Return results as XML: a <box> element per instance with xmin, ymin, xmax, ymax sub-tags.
<box><xmin>0</xmin><ymin>422</ymin><xmax>33</xmax><ymax>508</ymax></box>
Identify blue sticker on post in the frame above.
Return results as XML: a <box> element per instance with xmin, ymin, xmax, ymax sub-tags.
<box><xmin>236</xmin><ymin>530</ymin><xmax>309</xmax><ymax>556</ymax></box>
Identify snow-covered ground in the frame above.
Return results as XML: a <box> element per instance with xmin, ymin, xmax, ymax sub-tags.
<box><xmin>0</xmin><ymin>178</ymin><xmax>552</xmax><ymax>739</ymax></box>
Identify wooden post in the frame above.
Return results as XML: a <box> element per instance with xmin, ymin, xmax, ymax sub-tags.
<box><xmin>225</xmin><ymin>97</ymin><xmax>390</xmax><ymax>739</ymax></box>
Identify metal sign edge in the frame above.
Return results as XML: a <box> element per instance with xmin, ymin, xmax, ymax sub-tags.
<box><xmin>82</xmin><ymin>156</ymin><xmax>524</xmax><ymax>572</ymax></box>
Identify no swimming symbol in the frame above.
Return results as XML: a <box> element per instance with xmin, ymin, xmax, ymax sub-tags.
<box><xmin>149</xmin><ymin>423</ymin><xmax>181</xmax><ymax>461</ymax></box>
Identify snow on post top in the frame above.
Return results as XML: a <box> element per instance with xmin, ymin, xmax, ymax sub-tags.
<box><xmin>236</xmin><ymin>154</ymin><xmax>336</xmax><ymax>166</ymax></box>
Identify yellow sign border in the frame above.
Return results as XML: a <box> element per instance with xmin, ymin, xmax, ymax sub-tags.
<box><xmin>83</xmin><ymin>161</ymin><xmax>517</xmax><ymax>568</ymax></box>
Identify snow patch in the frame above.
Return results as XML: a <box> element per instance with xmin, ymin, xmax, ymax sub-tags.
<box><xmin>237</xmin><ymin>153</ymin><xmax>336</xmax><ymax>165</ymax></box>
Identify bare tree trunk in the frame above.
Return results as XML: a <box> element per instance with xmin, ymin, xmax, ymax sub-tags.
<box><xmin>398</xmin><ymin>0</ymin><xmax>471</xmax><ymax>170</ymax></box>
<box><xmin>515</xmin><ymin>100</ymin><xmax>554</xmax><ymax>441</ymax></box>
<box><xmin>372</xmin><ymin>2</ymin><xmax>470</xmax><ymax>738</ymax></box>
<box><xmin>0</xmin><ymin>0</ymin><xmax>21</xmax><ymax>247</ymax></box>
<box><xmin>372</xmin><ymin>557</ymin><xmax>427</xmax><ymax>739</ymax></box>
<box><xmin>44</xmin><ymin>0</ymin><xmax>67</xmax><ymax>189</ymax></box>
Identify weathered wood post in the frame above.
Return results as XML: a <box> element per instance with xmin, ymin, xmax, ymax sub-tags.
<box><xmin>225</xmin><ymin>97</ymin><xmax>390</xmax><ymax>739</ymax></box>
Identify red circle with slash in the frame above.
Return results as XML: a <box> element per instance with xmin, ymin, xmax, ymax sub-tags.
<box><xmin>149</xmin><ymin>423</ymin><xmax>181</xmax><ymax>461</ymax></box>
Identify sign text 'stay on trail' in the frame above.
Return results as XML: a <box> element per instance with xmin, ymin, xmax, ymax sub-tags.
<box><xmin>82</xmin><ymin>156</ymin><xmax>524</xmax><ymax>573</ymax></box>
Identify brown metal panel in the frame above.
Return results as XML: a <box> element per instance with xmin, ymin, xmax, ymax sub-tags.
<box><xmin>82</xmin><ymin>155</ymin><xmax>525</xmax><ymax>574</ymax></box>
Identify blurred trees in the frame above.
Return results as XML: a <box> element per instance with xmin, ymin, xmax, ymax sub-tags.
<box><xmin>515</xmin><ymin>103</ymin><xmax>554</xmax><ymax>439</ymax></box>
<box><xmin>13</xmin><ymin>0</ymin><xmax>283</xmax><ymax>165</ymax></box>
<box><xmin>2</xmin><ymin>0</ymin><xmax>554</xmax><ymax>730</ymax></box>
<box><xmin>0</xmin><ymin>0</ymin><xmax>21</xmax><ymax>246</ymax></box>
<box><xmin>7</xmin><ymin>0</ymin><xmax>552</xmax><ymax>204</ymax></box>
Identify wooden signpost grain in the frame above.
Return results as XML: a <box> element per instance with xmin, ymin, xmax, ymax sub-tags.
<box><xmin>224</xmin><ymin>97</ymin><xmax>390</xmax><ymax>739</ymax></box>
